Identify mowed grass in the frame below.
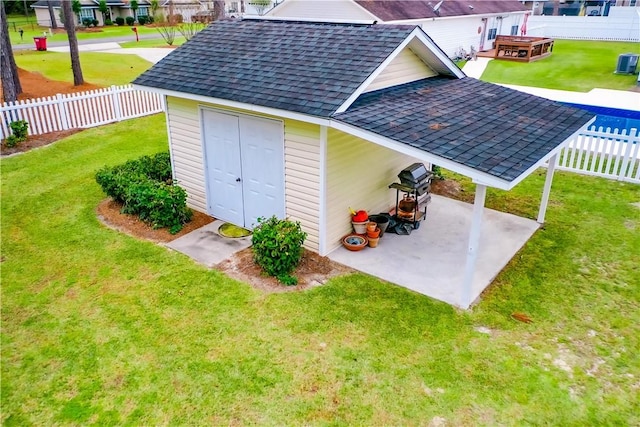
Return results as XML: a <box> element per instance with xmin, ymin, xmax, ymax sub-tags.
<box><xmin>7</xmin><ymin>14</ymin><xmax>162</xmax><ymax>46</ymax></box>
<box><xmin>2</xmin><ymin>115</ymin><xmax>639</xmax><ymax>425</ymax></box>
<box><xmin>14</xmin><ymin>50</ymin><xmax>153</xmax><ymax>87</ymax></box>
<box><xmin>481</xmin><ymin>40</ymin><xmax>640</xmax><ymax>91</ymax></box>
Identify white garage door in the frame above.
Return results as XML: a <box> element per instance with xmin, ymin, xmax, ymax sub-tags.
<box><xmin>202</xmin><ymin>109</ymin><xmax>285</xmax><ymax>229</ymax></box>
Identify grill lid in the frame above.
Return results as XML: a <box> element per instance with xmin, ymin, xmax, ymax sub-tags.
<box><xmin>398</xmin><ymin>163</ymin><xmax>431</xmax><ymax>187</ymax></box>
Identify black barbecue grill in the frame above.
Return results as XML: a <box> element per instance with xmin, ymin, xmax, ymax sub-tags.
<box><xmin>388</xmin><ymin>163</ymin><xmax>434</xmax><ymax>233</ymax></box>
<box><xmin>397</xmin><ymin>163</ymin><xmax>432</xmax><ymax>196</ymax></box>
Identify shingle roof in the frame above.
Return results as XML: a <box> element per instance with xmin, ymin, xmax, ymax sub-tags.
<box><xmin>335</xmin><ymin>77</ymin><xmax>594</xmax><ymax>181</ymax></box>
<box><xmin>133</xmin><ymin>19</ymin><xmax>416</xmax><ymax>117</ymax></box>
<box><xmin>354</xmin><ymin>0</ymin><xmax>529</xmax><ymax>21</ymax></box>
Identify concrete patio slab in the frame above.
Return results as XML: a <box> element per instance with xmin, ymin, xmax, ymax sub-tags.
<box><xmin>166</xmin><ymin>220</ymin><xmax>251</xmax><ymax>267</ymax></box>
<box><xmin>328</xmin><ymin>194</ymin><xmax>539</xmax><ymax>308</ymax></box>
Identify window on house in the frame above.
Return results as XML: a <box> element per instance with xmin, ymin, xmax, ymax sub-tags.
<box><xmin>511</xmin><ymin>25</ymin><xmax>519</xmax><ymax>35</ymax></box>
<box><xmin>79</xmin><ymin>9</ymin><xmax>94</xmax><ymax>20</ymax></box>
<box><xmin>78</xmin><ymin>8</ymin><xmax>94</xmax><ymax>23</ymax></box>
<box><xmin>137</xmin><ymin>7</ymin><xmax>149</xmax><ymax>16</ymax></box>
<box><xmin>488</xmin><ymin>28</ymin><xmax>497</xmax><ymax>40</ymax></box>
<box><xmin>229</xmin><ymin>1</ymin><xmax>239</xmax><ymax>12</ymax></box>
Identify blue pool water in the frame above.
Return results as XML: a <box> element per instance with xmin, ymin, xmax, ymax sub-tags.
<box><xmin>562</xmin><ymin>102</ymin><xmax>640</xmax><ymax>132</ymax></box>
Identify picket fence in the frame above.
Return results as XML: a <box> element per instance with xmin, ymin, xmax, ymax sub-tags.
<box><xmin>555</xmin><ymin>126</ymin><xmax>640</xmax><ymax>184</ymax></box>
<box><xmin>0</xmin><ymin>85</ymin><xmax>164</xmax><ymax>140</ymax></box>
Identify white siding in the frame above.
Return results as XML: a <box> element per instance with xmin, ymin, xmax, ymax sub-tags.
<box><xmin>166</xmin><ymin>97</ymin><xmax>322</xmax><ymax>251</ymax></box>
<box><xmin>364</xmin><ymin>47</ymin><xmax>437</xmax><ymax>93</ymax></box>
<box><xmin>325</xmin><ymin>129</ymin><xmax>422</xmax><ymax>253</ymax></box>
<box><xmin>266</xmin><ymin>0</ymin><xmax>374</xmax><ymax>20</ymax></box>
<box><xmin>284</xmin><ymin>120</ymin><xmax>322</xmax><ymax>252</ymax></box>
<box><xmin>417</xmin><ymin>14</ymin><xmax>527</xmax><ymax>57</ymax></box>
<box><xmin>166</xmin><ymin>97</ymin><xmax>207</xmax><ymax>213</ymax></box>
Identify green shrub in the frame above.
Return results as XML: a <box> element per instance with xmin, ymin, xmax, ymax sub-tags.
<box><xmin>115</xmin><ymin>17</ymin><xmax>125</xmax><ymax>26</ymax></box>
<box><xmin>147</xmin><ymin>15</ymin><xmax>154</xmax><ymax>24</ymax></box>
<box><xmin>92</xmin><ymin>19</ymin><xmax>99</xmax><ymax>27</ymax></box>
<box><xmin>252</xmin><ymin>216</ymin><xmax>307</xmax><ymax>285</ymax></box>
<box><xmin>104</xmin><ymin>19</ymin><xmax>113</xmax><ymax>25</ymax></box>
<box><xmin>9</xmin><ymin>120</ymin><xmax>28</xmax><ymax>142</ymax></box>
<box><xmin>95</xmin><ymin>151</ymin><xmax>191</xmax><ymax>234</ymax></box>
<box><xmin>4</xmin><ymin>135</ymin><xmax>19</xmax><ymax>148</ymax></box>
<box><xmin>82</xmin><ymin>18</ymin><xmax>93</xmax><ymax>27</ymax></box>
<box><xmin>123</xmin><ymin>180</ymin><xmax>192</xmax><ymax>233</ymax></box>
<box><xmin>126</xmin><ymin>16</ymin><xmax>135</xmax><ymax>26</ymax></box>
<box><xmin>137</xmin><ymin>15</ymin><xmax>148</xmax><ymax>25</ymax></box>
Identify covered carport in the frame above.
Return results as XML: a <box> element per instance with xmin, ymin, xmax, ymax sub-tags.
<box><xmin>328</xmin><ymin>77</ymin><xmax>595</xmax><ymax>309</ymax></box>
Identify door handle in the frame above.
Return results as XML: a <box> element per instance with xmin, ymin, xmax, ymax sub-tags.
<box><xmin>236</xmin><ymin>177</ymin><xmax>241</xmax><ymax>182</ymax></box>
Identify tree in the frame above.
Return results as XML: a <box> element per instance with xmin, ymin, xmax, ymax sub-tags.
<box><xmin>98</xmin><ymin>0</ymin><xmax>108</xmax><ymax>22</ymax></box>
<box><xmin>1</xmin><ymin>0</ymin><xmax>22</xmax><ymax>102</ymax></box>
<box><xmin>131</xmin><ymin>0</ymin><xmax>139</xmax><ymax>21</ymax></box>
<box><xmin>46</xmin><ymin>0</ymin><xmax>57</xmax><ymax>29</ymax></box>
<box><xmin>62</xmin><ymin>0</ymin><xmax>84</xmax><ymax>86</ymax></box>
<box><xmin>250</xmin><ymin>0</ymin><xmax>270</xmax><ymax>15</ymax></box>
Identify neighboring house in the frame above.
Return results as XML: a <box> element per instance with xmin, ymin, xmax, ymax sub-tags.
<box><xmin>32</xmin><ymin>0</ymin><xmax>274</xmax><ymax>27</ymax></box>
<box><xmin>524</xmin><ymin>0</ymin><xmax>639</xmax><ymax>16</ymax></box>
<box><xmin>133</xmin><ymin>19</ymin><xmax>593</xmax><ymax>263</ymax></box>
<box><xmin>265</xmin><ymin>0</ymin><xmax>530</xmax><ymax>57</ymax></box>
<box><xmin>31</xmin><ymin>0</ymin><xmax>152</xmax><ymax>27</ymax></box>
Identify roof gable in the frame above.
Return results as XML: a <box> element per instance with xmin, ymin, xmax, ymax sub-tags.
<box><xmin>354</xmin><ymin>0</ymin><xmax>529</xmax><ymax>21</ymax></box>
<box><xmin>266</xmin><ymin>0</ymin><xmax>377</xmax><ymax>21</ymax></box>
<box><xmin>134</xmin><ymin>20</ymin><xmax>420</xmax><ymax>117</ymax></box>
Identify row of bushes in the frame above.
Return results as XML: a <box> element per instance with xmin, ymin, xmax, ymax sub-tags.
<box><xmin>106</xmin><ymin>16</ymin><xmax>154</xmax><ymax>26</ymax></box>
<box><xmin>95</xmin><ymin>152</ymin><xmax>192</xmax><ymax>234</ymax></box>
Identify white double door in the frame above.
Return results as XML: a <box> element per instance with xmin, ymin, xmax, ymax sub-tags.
<box><xmin>202</xmin><ymin>109</ymin><xmax>285</xmax><ymax>229</ymax></box>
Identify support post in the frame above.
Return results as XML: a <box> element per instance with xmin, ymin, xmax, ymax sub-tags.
<box><xmin>318</xmin><ymin>125</ymin><xmax>328</xmax><ymax>255</ymax></box>
<box><xmin>537</xmin><ymin>153</ymin><xmax>557</xmax><ymax>224</ymax></box>
<box><xmin>461</xmin><ymin>183</ymin><xmax>487</xmax><ymax>309</ymax></box>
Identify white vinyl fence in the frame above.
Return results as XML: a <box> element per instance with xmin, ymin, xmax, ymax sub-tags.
<box><xmin>0</xmin><ymin>85</ymin><xmax>164</xmax><ymax>140</ymax></box>
<box><xmin>556</xmin><ymin>126</ymin><xmax>640</xmax><ymax>184</ymax></box>
<box><xmin>527</xmin><ymin>7</ymin><xmax>640</xmax><ymax>41</ymax></box>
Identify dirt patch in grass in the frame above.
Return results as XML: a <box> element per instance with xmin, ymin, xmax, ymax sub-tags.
<box><xmin>96</xmin><ymin>198</ymin><xmax>214</xmax><ymax>243</ymax></box>
<box><xmin>97</xmin><ymin>199</ymin><xmax>352</xmax><ymax>292</ymax></box>
<box><xmin>430</xmin><ymin>178</ymin><xmax>473</xmax><ymax>203</ymax></box>
<box><xmin>1</xmin><ymin>128</ymin><xmax>84</xmax><ymax>156</ymax></box>
<box><xmin>215</xmin><ymin>247</ymin><xmax>353</xmax><ymax>293</ymax></box>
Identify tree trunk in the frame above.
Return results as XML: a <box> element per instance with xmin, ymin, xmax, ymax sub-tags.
<box><xmin>62</xmin><ymin>0</ymin><xmax>84</xmax><ymax>86</ymax></box>
<box><xmin>47</xmin><ymin>0</ymin><xmax>58</xmax><ymax>29</ymax></box>
<box><xmin>1</xmin><ymin>0</ymin><xmax>22</xmax><ymax>102</ymax></box>
<box><xmin>213</xmin><ymin>0</ymin><xmax>225</xmax><ymax>20</ymax></box>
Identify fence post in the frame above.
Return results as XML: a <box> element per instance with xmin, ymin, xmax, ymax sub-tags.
<box><xmin>618</xmin><ymin>129</ymin><xmax>632</xmax><ymax>181</ymax></box>
<box><xmin>56</xmin><ymin>93</ymin><xmax>69</xmax><ymax>130</ymax></box>
<box><xmin>111</xmin><ymin>85</ymin><xmax>122</xmax><ymax>122</ymax></box>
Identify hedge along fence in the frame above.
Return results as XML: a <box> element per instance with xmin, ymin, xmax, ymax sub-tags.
<box><xmin>0</xmin><ymin>85</ymin><xmax>164</xmax><ymax>140</ymax></box>
<box><xmin>95</xmin><ymin>152</ymin><xmax>193</xmax><ymax>234</ymax></box>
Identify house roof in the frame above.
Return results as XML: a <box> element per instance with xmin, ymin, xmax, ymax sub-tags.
<box><xmin>354</xmin><ymin>0</ymin><xmax>529</xmax><ymax>21</ymax></box>
<box><xmin>334</xmin><ymin>77</ymin><xmax>594</xmax><ymax>181</ymax></box>
<box><xmin>134</xmin><ymin>19</ymin><xmax>593</xmax><ymax>187</ymax></box>
<box><xmin>133</xmin><ymin>20</ymin><xmax>423</xmax><ymax>117</ymax></box>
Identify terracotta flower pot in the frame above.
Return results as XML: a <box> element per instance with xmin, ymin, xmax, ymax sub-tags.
<box><xmin>366</xmin><ymin>228</ymin><xmax>380</xmax><ymax>239</ymax></box>
<box><xmin>368</xmin><ymin>237</ymin><xmax>380</xmax><ymax>248</ymax></box>
<box><xmin>342</xmin><ymin>234</ymin><xmax>368</xmax><ymax>251</ymax></box>
<box><xmin>366</xmin><ymin>221</ymin><xmax>377</xmax><ymax>233</ymax></box>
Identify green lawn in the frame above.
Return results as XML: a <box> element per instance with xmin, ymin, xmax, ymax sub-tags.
<box><xmin>481</xmin><ymin>40</ymin><xmax>640</xmax><ymax>92</ymax></box>
<box><xmin>7</xmin><ymin>14</ymin><xmax>162</xmax><ymax>46</ymax></box>
<box><xmin>1</xmin><ymin>115</ymin><xmax>639</xmax><ymax>425</ymax></box>
<box><xmin>14</xmin><ymin>50</ymin><xmax>153</xmax><ymax>87</ymax></box>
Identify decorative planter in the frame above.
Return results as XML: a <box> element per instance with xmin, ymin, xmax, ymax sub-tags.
<box><xmin>368</xmin><ymin>237</ymin><xmax>380</xmax><ymax>248</ymax></box>
<box><xmin>366</xmin><ymin>222</ymin><xmax>377</xmax><ymax>233</ymax></box>
<box><xmin>342</xmin><ymin>234</ymin><xmax>368</xmax><ymax>251</ymax></box>
<box><xmin>352</xmin><ymin>221</ymin><xmax>368</xmax><ymax>235</ymax></box>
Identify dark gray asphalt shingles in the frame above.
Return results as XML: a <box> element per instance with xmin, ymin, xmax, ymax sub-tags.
<box><xmin>134</xmin><ymin>20</ymin><xmax>414</xmax><ymax>117</ymax></box>
<box><xmin>334</xmin><ymin>77</ymin><xmax>594</xmax><ymax>181</ymax></box>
